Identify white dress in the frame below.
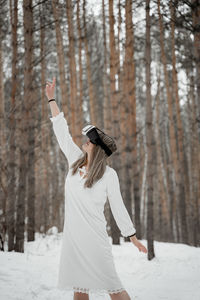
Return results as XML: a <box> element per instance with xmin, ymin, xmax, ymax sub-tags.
<box><xmin>50</xmin><ymin>112</ymin><xmax>136</xmax><ymax>296</ymax></box>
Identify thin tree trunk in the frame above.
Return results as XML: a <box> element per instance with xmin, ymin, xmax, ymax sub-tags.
<box><xmin>26</xmin><ymin>1</ymin><xmax>35</xmax><ymax>242</ymax></box>
<box><xmin>8</xmin><ymin>0</ymin><xmax>18</xmax><ymax>251</ymax></box>
<box><xmin>145</xmin><ymin>0</ymin><xmax>155</xmax><ymax>260</ymax></box>
<box><xmin>16</xmin><ymin>0</ymin><xmax>35</xmax><ymax>251</ymax></box>
<box><xmin>102</xmin><ymin>0</ymin><xmax>110</xmax><ymax>135</ymax></box>
<box><xmin>82</xmin><ymin>0</ymin><xmax>96</xmax><ymax>125</ymax></box>
<box><xmin>122</xmin><ymin>0</ymin><xmax>139</xmax><ymax>242</ymax></box>
<box><xmin>27</xmin><ymin>102</ymin><xmax>36</xmax><ymax>241</ymax></box>
<box><xmin>116</xmin><ymin>0</ymin><xmax>127</xmax><ymax>226</ymax></box>
<box><xmin>192</xmin><ymin>0</ymin><xmax>200</xmax><ymax>118</ymax></box>
<box><xmin>101</xmin><ymin>0</ymin><xmax>112</xmax><ymax>233</ymax></box>
<box><xmin>66</xmin><ymin>0</ymin><xmax>78</xmax><ymax>138</ymax></box>
<box><xmin>76</xmin><ymin>0</ymin><xmax>84</xmax><ymax>143</ymax></box>
<box><xmin>0</xmin><ymin>12</ymin><xmax>7</xmax><ymax>248</ymax></box>
<box><xmin>108</xmin><ymin>0</ymin><xmax>121</xmax><ymax>244</ymax></box>
<box><xmin>188</xmin><ymin>73</ymin><xmax>200</xmax><ymax>246</ymax></box>
<box><xmin>39</xmin><ymin>3</ymin><xmax>49</xmax><ymax>234</ymax></box>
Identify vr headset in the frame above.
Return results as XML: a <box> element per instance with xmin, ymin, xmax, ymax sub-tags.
<box><xmin>82</xmin><ymin>125</ymin><xmax>114</xmax><ymax>157</ymax></box>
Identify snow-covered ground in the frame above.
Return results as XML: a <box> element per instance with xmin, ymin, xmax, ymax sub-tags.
<box><xmin>0</xmin><ymin>229</ymin><xmax>200</xmax><ymax>300</ymax></box>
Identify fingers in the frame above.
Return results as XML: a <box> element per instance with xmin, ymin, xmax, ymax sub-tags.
<box><xmin>137</xmin><ymin>244</ymin><xmax>147</xmax><ymax>253</ymax></box>
<box><xmin>142</xmin><ymin>246</ymin><xmax>148</xmax><ymax>253</ymax></box>
<box><xmin>46</xmin><ymin>77</ymin><xmax>56</xmax><ymax>87</ymax></box>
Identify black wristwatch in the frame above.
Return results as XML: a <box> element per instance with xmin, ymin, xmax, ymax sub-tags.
<box><xmin>48</xmin><ymin>98</ymin><xmax>56</xmax><ymax>103</ymax></box>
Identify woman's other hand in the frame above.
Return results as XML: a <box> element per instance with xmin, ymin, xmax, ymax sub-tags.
<box><xmin>46</xmin><ymin>77</ymin><xmax>56</xmax><ymax>100</ymax></box>
<box><xmin>130</xmin><ymin>236</ymin><xmax>148</xmax><ymax>253</ymax></box>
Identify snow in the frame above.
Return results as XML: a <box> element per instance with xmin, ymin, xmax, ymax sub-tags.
<box><xmin>0</xmin><ymin>229</ymin><xmax>200</xmax><ymax>300</ymax></box>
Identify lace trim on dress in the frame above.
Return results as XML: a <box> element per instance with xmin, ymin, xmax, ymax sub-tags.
<box><xmin>57</xmin><ymin>285</ymin><xmax>125</xmax><ymax>295</ymax></box>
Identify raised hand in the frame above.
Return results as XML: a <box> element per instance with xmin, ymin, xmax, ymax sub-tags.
<box><xmin>45</xmin><ymin>77</ymin><xmax>56</xmax><ymax>100</ymax></box>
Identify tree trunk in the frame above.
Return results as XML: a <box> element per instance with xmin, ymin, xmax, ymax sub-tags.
<box><xmin>66</xmin><ymin>0</ymin><xmax>78</xmax><ymax>138</ymax></box>
<box><xmin>8</xmin><ymin>0</ymin><xmax>18</xmax><ymax>252</ymax></box>
<box><xmin>38</xmin><ymin>3</ymin><xmax>48</xmax><ymax>234</ymax></box>
<box><xmin>76</xmin><ymin>0</ymin><xmax>84</xmax><ymax>144</ymax></box>
<box><xmin>0</xmin><ymin>9</ymin><xmax>7</xmax><ymax>249</ymax></box>
<box><xmin>108</xmin><ymin>0</ymin><xmax>121</xmax><ymax>244</ymax></box>
<box><xmin>122</xmin><ymin>0</ymin><xmax>139</xmax><ymax>242</ymax></box>
<box><xmin>101</xmin><ymin>0</ymin><xmax>112</xmax><ymax>235</ymax></box>
<box><xmin>16</xmin><ymin>0</ymin><xmax>35</xmax><ymax>251</ymax></box>
<box><xmin>82</xmin><ymin>0</ymin><xmax>96</xmax><ymax>125</ymax></box>
<box><xmin>145</xmin><ymin>0</ymin><xmax>155</xmax><ymax>260</ymax></box>
<box><xmin>188</xmin><ymin>73</ymin><xmax>200</xmax><ymax>246</ymax></box>
<box><xmin>192</xmin><ymin>0</ymin><xmax>200</xmax><ymax>119</ymax></box>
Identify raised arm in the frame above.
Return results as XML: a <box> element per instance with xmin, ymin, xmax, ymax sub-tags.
<box><xmin>46</xmin><ymin>78</ymin><xmax>83</xmax><ymax>166</ymax></box>
<box><xmin>49</xmin><ymin>111</ymin><xmax>83</xmax><ymax>166</ymax></box>
<box><xmin>106</xmin><ymin>167</ymin><xmax>136</xmax><ymax>238</ymax></box>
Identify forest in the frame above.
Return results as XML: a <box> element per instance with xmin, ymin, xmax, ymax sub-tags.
<box><xmin>0</xmin><ymin>0</ymin><xmax>199</xmax><ymax>257</ymax></box>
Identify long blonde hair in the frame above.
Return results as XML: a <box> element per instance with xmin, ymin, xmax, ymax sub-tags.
<box><xmin>70</xmin><ymin>130</ymin><xmax>117</xmax><ymax>188</ymax></box>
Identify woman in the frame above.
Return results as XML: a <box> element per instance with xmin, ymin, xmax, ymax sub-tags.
<box><xmin>46</xmin><ymin>77</ymin><xmax>147</xmax><ymax>300</ymax></box>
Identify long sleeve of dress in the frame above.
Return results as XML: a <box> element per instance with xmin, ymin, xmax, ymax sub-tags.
<box><xmin>106</xmin><ymin>168</ymin><xmax>136</xmax><ymax>238</ymax></box>
<box><xmin>49</xmin><ymin>111</ymin><xmax>83</xmax><ymax>167</ymax></box>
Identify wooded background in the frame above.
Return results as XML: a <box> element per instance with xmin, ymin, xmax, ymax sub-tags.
<box><xmin>0</xmin><ymin>0</ymin><xmax>199</xmax><ymax>255</ymax></box>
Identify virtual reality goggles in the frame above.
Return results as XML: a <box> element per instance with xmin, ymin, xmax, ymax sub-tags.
<box><xmin>82</xmin><ymin>124</ymin><xmax>114</xmax><ymax>157</ymax></box>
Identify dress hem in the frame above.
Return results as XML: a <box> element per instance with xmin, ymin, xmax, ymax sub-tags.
<box><xmin>57</xmin><ymin>284</ymin><xmax>126</xmax><ymax>295</ymax></box>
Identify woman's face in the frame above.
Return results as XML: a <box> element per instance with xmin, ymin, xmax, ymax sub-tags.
<box><xmin>82</xmin><ymin>137</ymin><xmax>96</xmax><ymax>154</ymax></box>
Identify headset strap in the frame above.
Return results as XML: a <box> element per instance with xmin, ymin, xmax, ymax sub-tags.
<box><xmin>95</xmin><ymin>137</ymin><xmax>112</xmax><ymax>156</ymax></box>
